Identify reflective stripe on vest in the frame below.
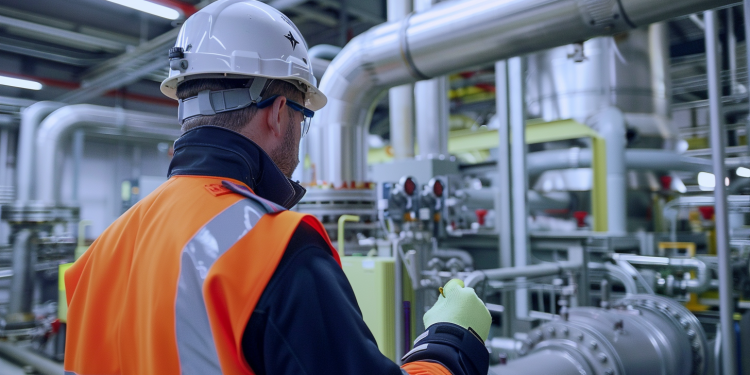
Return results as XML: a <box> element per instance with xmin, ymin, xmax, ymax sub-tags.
<box><xmin>176</xmin><ymin>197</ymin><xmax>267</xmax><ymax>373</ymax></box>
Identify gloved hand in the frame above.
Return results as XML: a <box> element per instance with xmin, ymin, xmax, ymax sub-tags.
<box><xmin>423</xmin><ymin>279</ymin><xmax>491</xmax><ymax>342</ymax></box>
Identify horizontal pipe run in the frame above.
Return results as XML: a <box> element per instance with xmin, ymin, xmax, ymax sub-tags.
<box><xmin>612</xmin><ymin>254</ymin><xmax>710</xmax><ymax>293</ymax></box>
<box><xmin>464</xmin><ymin>260</ymin><xmax>582</xmax><ymax>288</ymax></box>
<box><xmin>0</xmin><ymin>341</ymin><xmax>65</xmax><ymax>375</ymax></box>
<box><xmin>526</xmin><ymin>148</ymin><xmax>713</xmax><ymax>177</ymax></box>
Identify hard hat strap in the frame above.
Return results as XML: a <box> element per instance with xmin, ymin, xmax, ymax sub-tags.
<box><xmin>178</xmin><ymin>78</ymin><xmax>269</xmax><ymax>123</ymax></box>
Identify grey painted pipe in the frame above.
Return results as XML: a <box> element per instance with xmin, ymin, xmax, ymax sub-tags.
<box><xmin>464</xmin><ymin>260</ymin><xmax>582</xmax><ymax>288</ymax></box>
<box><xmin>454</xmin><ymin>188</ymin><xmax>571</xmax><ymax>211</ymax></box>
<box><xmin>35</xmin><ymin>105</ymin><xmax>180</xmax><ymax>205</ymax></box>
<box><xmin>490</xmin><ymin>348</ymin><xmax>593</xmax><ymax>375</ymax></box>
<box><xmin>8</xmin><ymin>229</ymin><xmax>33</xmax><ymax>318</ymax></box>
<box><xmin>310</xmin><ymin>0</ymin><xmax>734</xmax><ymax>185</ymax></box>
<box><xmin>0</xmin><ymin>341</ymin><xmax>65</xmax><ymax>375</ymax></box>
<box><xmin>16</xmin><ymin>101</ymin><xmax>64</xmax><ymax>202</ymax></box>
<box><xmin>706</xmin><ymin>10</ymin><xmax>738</xmax><ymax>373</ymax></box>
<box><xmin>612</xmin><ymin>254</ymin><xmax>710</xmax><ymax>294</ymax></box>
<box><xmin>526</xmin><ymin>148</ymin><xmax>713</xmax><ymax>177</ymax></box>
<box><xmin>588</xmin><ymin>261</ymin><xmax>638</xmax><ymax>295</ymax></box>
<box><xmin>432</xmin><ymin>248</ymin><xmax>473</xmax><ymax>268</ymax></box>
<box><xmin>595</xmin><ymin>107</ymin><xmax>627</xmax><ymax>234</ymax></box>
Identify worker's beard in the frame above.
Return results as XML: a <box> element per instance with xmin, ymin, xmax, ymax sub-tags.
<box><xmin>269</xmin><ymin>116</ymin><xmax>299</xmax><ymax>178</ymax></box>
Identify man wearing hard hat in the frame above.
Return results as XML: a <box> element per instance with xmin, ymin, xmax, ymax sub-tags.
<box><xmin>63</xmin><ymin>1</ymin><xmax>490</xmax><ymax>374</ymax></box>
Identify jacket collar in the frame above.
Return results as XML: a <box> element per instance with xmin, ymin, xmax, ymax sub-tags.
<box><xmin>167</xmin><ymin>125</ymin><xmax>306</xmax><ymax>209</ymax></box>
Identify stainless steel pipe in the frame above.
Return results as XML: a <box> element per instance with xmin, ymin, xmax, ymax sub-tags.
<box><xmin>310</xmin><ymin>0</ymin><xmax>734</xmax><ymax>186</ymax></box>
<box><xmin>16</xmin><ymin>102</ymin><xmax>63</xmax><ymax>203</ymax></box>
<box><xmin>35</xmin><ymin>105</ymin><xmax>180</xmax><ymax>205</ymax></box>
<box><xmin>464</xmin><ymin>260</ymin><xmax>582</xmax><ymax>288</ymax></box>
<box><xmin>705</xmin><ymin>10</ymin><xmax>737</xmax><ymax>375</ymax></box>
<box><xmin>612</xmin><ymin>254</ymin><xmax>710</xmax><ymax>294</ymax></box>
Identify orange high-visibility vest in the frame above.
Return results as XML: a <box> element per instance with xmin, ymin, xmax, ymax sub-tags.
<box><xmin>63</xmin><ymin>176</ymin><xmax>340</xmax><ymax>375</ymax></box>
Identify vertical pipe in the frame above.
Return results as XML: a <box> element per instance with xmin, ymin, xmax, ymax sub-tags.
<box><xmin>728</xmin><ymin>7</ymin><xmax>738</xmax><ymax>95</ymax></box>
<box><xmin>597</xmin><ymin>107</ymin><xmax>627</xmax><ymax>234</ymax></box>
<box><xmin>8</xmin><ymin>229</ymin><xmax>33</xmax><ymax>320</ymax></box>
<box><xmin>0</xmin><ymin>129</ymin><xmax>8</xmax><ymax>190</ymax></box>
<box><xmin>414</xmin><ymin>0</ymin><xmax>448</xmax><ymax>159</ymax></box>
<box><xmin>388</xmin><ymin>0</ymin><xmax>414</xmax><ymax>160</ymax></box>
<box><xmin>71</xmin><ymin>130</ymin><xmax>84</xmax><ymax>202</ymax></box>
<box><xmin>495</xmin><ymin>60</ymin><xmax>513</xmax><ymax>269</ymax></box>
<box><xmin>393</xmin><ymin>238</ymin><xmax>404</xmax><ymax>363</ymax></box>
<box><xmin>705</xmin><ymin>10</ymin><xmax>738</xmax><ymax>375</ymax></box>
<box><xmin>415</xmin><ymin>77</ymin><xmax>449</xmax><ymax>158</ymax></box>
<box><xmin>509</xmin><ymin>56</ymin><xmax>529</xmax><ymax>319</ymax></box>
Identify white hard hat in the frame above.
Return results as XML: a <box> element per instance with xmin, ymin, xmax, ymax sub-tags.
<box><xmin>160</xmin><ymin>0</ymin><xmax>326</xmax><ymax>111</ymax></box>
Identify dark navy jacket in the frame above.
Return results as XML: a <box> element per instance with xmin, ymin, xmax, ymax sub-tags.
<box><xmin>168</xmin><ymin>126</ymin><xmax>489</xmax><ymax>375</ymax></box>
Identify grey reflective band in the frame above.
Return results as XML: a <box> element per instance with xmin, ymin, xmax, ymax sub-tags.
<box><xmin>178</xmin><ymin>77</ymin><xmax>268</xmax><ymax>123</ymax></box>
<box><xmin>175</xmin><ymin>198</ymin><xmax>268</xmax><ymax>374</ymax></box>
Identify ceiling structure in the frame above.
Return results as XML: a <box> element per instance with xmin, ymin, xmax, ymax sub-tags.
<box><xmin>0</xmin><ymin>0</ymin><xmax>385</xmax><ymax>115</ymax></box>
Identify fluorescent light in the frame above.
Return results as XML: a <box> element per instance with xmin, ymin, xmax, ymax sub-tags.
<box><xmin>698</xmin><ymin>172</ymin><xmax>715</xmax><ymax>190</ymax></box>
<box><xmin>0</xmin><ymin>75</ymin><xmax>42</xmax><ymax>90</ymax></box>
<box><xmin>737</xmin><ymin>167</ymin><xmax>750</xmax><ymax>178</ymax></box>
<box><xmin>698</xmin><ymin>172</ymin><xmax>730</xmax><ymax>191</ymax></box>
<box><xmin>106</xmin><ymin>0</ymin><xmax>180</xmax><ymax>20</ymax></box>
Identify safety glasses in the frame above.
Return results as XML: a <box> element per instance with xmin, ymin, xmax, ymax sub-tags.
<box><xmin>257</xmin><ymin>95</ymin><xmax>314</xmax><ymax>137</ymax></box>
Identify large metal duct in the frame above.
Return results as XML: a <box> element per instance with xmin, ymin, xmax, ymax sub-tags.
<box><xmin>35</xmin><ymin>105</ymin><xmax>180</xmax><ymax>205</ymax></box>
<box><xmin>309</xmin><ymin>0</ymin><xmax>732</xmax><ymax>186</ymax></box>
<box><xmin>493</xmin><ymin>294</ymin><xmax>709</xmax><ymax>375</ymax></box>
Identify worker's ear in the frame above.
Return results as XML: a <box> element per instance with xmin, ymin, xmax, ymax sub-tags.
<box><xmin>265</xmin><ymin>96</ymin><xmax>287</xmax><ymax>138</ymax></box>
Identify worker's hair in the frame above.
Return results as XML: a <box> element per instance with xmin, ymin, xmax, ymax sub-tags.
<box><xmin>176</xmin><ymin>78</ymin><xmax>303</xmax><ymax>133</ymax></box>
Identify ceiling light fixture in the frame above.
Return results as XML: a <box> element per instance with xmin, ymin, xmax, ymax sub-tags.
<box><xmin>737</xmin><ymin>167</ymin><xmax>750</xmax><ymax>178</ymax></box>
<box><xmin>0</xmin><ymin>75</ymin><xmax>42</xmax><ymax>90</ymax></box>
<box><xmin>106</xmin><ymin>0</ymin><xmax>181</xmax><ymax>20</ymax></box>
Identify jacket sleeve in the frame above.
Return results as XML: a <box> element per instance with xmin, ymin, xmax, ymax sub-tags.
<box><xmin>242</xmin><ymin>222</ymin><xmax>489</xmax><ymax>375</ymax></box>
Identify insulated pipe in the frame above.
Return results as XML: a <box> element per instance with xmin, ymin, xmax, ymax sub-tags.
<box><xmin>495</xmin><ymin>60</ymin><xmax>512</xmax><ymax>269</ymax></box>
<box><xmin>612</xmin><ymin>254</ymin><xmax>710</xmax><ymax>294</ymax></box>
<box><xmin>414</xmin><ymin>0</ymin><xmax>448</xmax><ymax>159</ymax></box>
<box><xmin>311</xmin><ymin>0</ymin><xmax>734</xmax><ymax>186</ymax></box>
<box><xmin>464</xmin><ymin>260</ymin><xmax>582</xmax><ymax>288</ymax></box>
<box><xmin>588</xmin><ymin>261</ymin><xmax>638</xmax><ymax>295</ymax></box>
<box><xmin>454</xmin><ymin>189</ymin><xmax>571</xmax><ymax>211</ymax></box>
<box><xmin>16</xmin><ymin>102</ymin><xmax>64</xmax><ymax>202</ymax></box>
<box><xmin>307</xmin><ymin>45</ymin><xmax>341</xmax><ymax>80</ymax></box>
<box><xmin>35</xmin><ymin>105</ymin><xmax>180</xmax><ymax>205</ymax></box>
<box><xmin>388</xmin><ymin>0</ymin><xmax>415</xmax><ymax>162</ymax></box>
<box><xmin>0</xmin><ymin>341</ymin><xmax>65</xmax><ymax>375</ymax></box>
<box><xmin>706</xmin><ymin>10</ymin><xmax>738</xmax><ymax>375</ymax></box>
<box><xmin>526</xmin><ymin>148</ymin><xmax>713</xmax><ymax>176</ymax></box>
<box><xmin>594</xmin><ymin>107</ymin><xmax>626</xmax><ymax>234</ymax></box>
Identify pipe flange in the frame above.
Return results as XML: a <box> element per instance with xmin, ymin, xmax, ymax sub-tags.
<box><xmin>525</xmin><ymin>320</ymin><xmax>623</xmax><ymax>375</ymax></box>
<box><xmin>576</xmin><ymin>0</ymin><xmax>632</xmax><ymax>33</ymax></box>
<box><xmin>611</xmin><ymin>294</ymin><xmax>708</xmax><ymax>375</ymax></box>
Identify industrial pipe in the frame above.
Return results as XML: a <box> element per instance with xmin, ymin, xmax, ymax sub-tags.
<box><xmin>16</xmin><ymin>102</ymin><xmax>64</xmax><ymax>203</ymax></box>
<box><xmin>612</xmin><ymin>254</ymin><xmax>710</xmax><ymax>294</ymax></box>
<box><xmin>526</xmin><ymin>148</ymin><xmax>713</xmax><ymax>177</ymax></box>
<box><xmin>588</xmin><ymin>261</ymin><xmax>638</xmax><ymax>295</ymax></box>
<box><xmin>594</xmin><ymin>107</ymin><xmax>627</xmax><ymax>234</ymax></box>
<box><xmin>7</xmin><ymin>229</ymin><xmax>33</xmax><ymax>325</ymax></box>
<box><xmin>464</xmin><ymin>260</ymin><xmax>582</xmax><ymax>288</ymax></box>
<box><xmin>307</xmin><ymin>44</ymin><xmax>341</xmax><ymax>81</ymax></box>
<box><xmin>388</xmin><ymin>0</ymin><xmax>415</xmax><ymax>163</ymax></box>
<box><xmin>454</xmin><ymin>188</ymin><xmax>571</xmax><ymax>212</ymax></box>
<box><xmin>310</xmin><ymin>0</ymin><xmax>734</xmax><ymax>186</ymax></box>
<box><xmin>0</xmin><ymin>341</ymin><xmax>65</xmax><ymax>375</ymax></box>
<box><xmin>706</xmin><ymin>10</ymin><xmax>737</xmax><ymax>373</ymax></box>
<box><xmin>35</xmin><ymin>105</ymin><xmax>180</xmax><ymax>205</ymax></box>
